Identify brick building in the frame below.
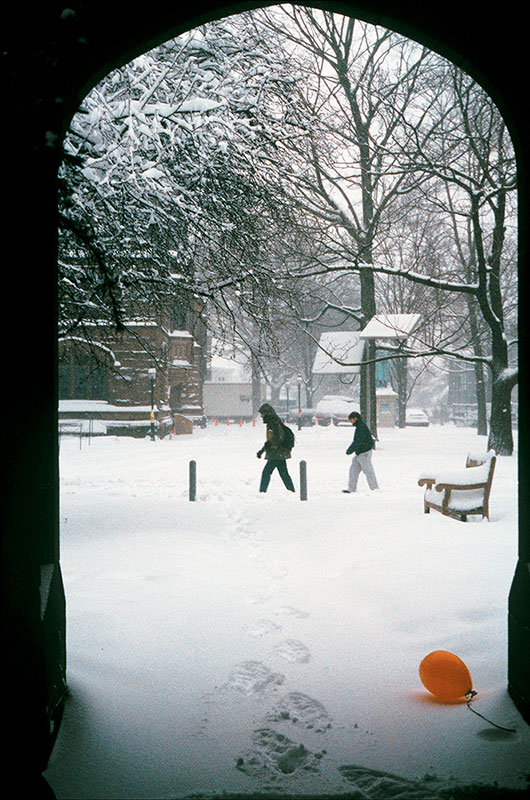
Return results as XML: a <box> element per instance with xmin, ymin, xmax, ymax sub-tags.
<box><xmin>58</xmin><ymin>298</ymin><xmax>207</xmax><ymax>435</ymax></box>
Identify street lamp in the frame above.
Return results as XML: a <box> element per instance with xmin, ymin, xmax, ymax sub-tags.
<box><xmin>297</xmin><ymin>375</ymin><xmax>302</xmax><ymax>430</ymax></box>
<box><xmin>285</xmin><ymin>380</ymin><xmax>290</xmax><ymax>416</ymax></box>
<box><xmin>148</xmin><ymin>367</ymin><xmax>156</xmax><ymax>441</ymax></box>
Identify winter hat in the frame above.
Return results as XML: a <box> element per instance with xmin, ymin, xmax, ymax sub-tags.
<box><xmin>259</xmin><ymin>403</ymin><xmax>277</xmax><ymax>416</ymax></box>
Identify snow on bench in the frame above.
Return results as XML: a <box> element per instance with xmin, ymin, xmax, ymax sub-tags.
<box><xmin>418</xmin><ymin>450</ymin><xmax>496</xmax><ymax>522</ymax></box>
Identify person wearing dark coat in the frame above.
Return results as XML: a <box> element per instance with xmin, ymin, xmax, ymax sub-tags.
<box><xmin>256</xmin><ymin>403</ymin><xmax>295</xmax><ymax>493</ymax></box>
<box><xmin>343</xmin><ymin>411</ymin><xmax>379</xmax><ymax>492</ymax></box>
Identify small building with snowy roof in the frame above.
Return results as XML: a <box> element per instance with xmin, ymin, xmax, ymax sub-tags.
<box><xmin>312</xmin><ymin>331</ymin><xmax>365</xmax><ymax>375</ymax></box>
<box><xmin>312</xmin><ymin>320</ymin><xmax>422</xmax><ymax>426</ymax></box>
<box><xmin>312</xmin><ymin>331</ymin><xmax>364</xmax><ymax>403</ymax></box>
<box><xmin>358</xmin><ymin>313</ymin><xmax>421</xmax><ymax>341</ymax></box>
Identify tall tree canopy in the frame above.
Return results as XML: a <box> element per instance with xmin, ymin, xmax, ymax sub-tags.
<box><xmin>59</xmin><ymin>5</ymin><xmax>518</xmax><ymax>452</ymax></box>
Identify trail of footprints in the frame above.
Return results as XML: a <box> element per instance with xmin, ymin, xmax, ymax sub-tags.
<box><xmin>193</xmin><ymin>510</ymin><xmax>377</xmax><ymax>789</ymax></box>
<box><xmin>218</xmin><ymin>511</ymin><xmax>331</xmax><ymax>785</ymax></box>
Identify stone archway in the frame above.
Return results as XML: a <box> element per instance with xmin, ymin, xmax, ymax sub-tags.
<box><xmin>3</xmin><ymin>2</ymin><xmax>528</xmax><ymax>794</ymax></box>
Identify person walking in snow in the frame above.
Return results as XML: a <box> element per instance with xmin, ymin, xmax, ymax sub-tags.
<box><xmin>343</xmin><ymin>411</ymin><xmax>379</xmax><ymax>493</ymax></box>
<box><xmin>256</xmin><ymin>403</ymin><xmax>295</xmax><ymax>493</ymax></box>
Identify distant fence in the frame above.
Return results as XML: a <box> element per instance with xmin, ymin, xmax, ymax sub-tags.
<box><xmin>58</xmin><ymin>418</ymin><xmax>98</xmax><ymax>448</ymax></box>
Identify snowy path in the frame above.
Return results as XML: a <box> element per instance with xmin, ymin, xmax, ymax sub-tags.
<box><xmin>45</xmin><ymin>424</ymin><xmax>528</xmax><ymax>798</ymax></box>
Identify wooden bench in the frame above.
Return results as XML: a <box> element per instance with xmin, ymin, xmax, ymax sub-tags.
<box><xmin>418</xmin><ymin>451</ymin><xmax>496</xmax><ymax>522</ymax></box>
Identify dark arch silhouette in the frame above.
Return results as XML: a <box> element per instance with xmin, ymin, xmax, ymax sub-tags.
<box><xmin>2</xmin><ymin>2</ymin><xmax>528</xmax><ymax>795</ymax></box>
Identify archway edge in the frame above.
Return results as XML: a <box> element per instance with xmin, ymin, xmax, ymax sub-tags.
<box><xmin>1</xmin><ymin>1</ymin><xmax>527</xmax><ymax>789</ymax></box>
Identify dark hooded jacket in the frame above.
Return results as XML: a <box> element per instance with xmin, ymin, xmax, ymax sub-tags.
<box><xmin>346</xmin><ymin>416</ymin><xmax>375</xmax><ymax>456</ymax></box>
<box><xmin>260</xmin><ymin>405</ymin><xmax>292</xmax><ymax>460</ymax></box>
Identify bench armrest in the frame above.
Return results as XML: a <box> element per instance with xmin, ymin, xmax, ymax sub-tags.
<box><xmin>418</xmin><ymin>476</ymin><xmax>435</xmax><ymax>488</ymax></box>
<box><xmin>435</xmin><ymin>480</ymin><xmax>487</xmax><ymax>492</ymax></box>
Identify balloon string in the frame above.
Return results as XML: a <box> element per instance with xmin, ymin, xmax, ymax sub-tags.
<box><xmin>465</xmin><ymin>691</ymin><xmax>516</xmax><ymax>733</ymax></box>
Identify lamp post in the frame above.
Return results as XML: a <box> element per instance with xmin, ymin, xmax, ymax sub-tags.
<box><xmin>285</xmin><ymin>380</ymin><xmax>290</xmax><ymax>417</ymax></box>
<box><xmin>148</xmin><ymin>367</ymin><xmax>156</xmax><ymax>441</ymax></box>
<box><xmin>297</xmin><ymin>374</ymin><xmax>302</xmax><ymax>430</ymax></box>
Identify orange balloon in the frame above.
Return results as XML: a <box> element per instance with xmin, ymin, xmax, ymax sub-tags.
<box><xmin>419</xmin><ymin>650</ymin><xmax>473</xmax><ymax>702</ymax></box>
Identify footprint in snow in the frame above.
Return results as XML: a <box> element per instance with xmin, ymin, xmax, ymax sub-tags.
<box><xmin>249</xmin><ymin>619</ymin><xmax>282</xmax><ymax>637</ymax></box>
<box><xmin>247</xmin><ymin>591</ymin><xmax>274</xmax><ymax>606</ymax></box>
<box><xmin>276</xmin><ymin>605</ymin><xmax>310</xmax><ymax>619</ymax></box>
<box><xmin>273</xmin><ymin>639</ymin><xmax>311</xmax><ymax>664</ymax></box>
<box><xmin>226</xmin><ymin>660</ymin><xmax>285</xmax><ymax>695</ymax></box>
<box><xmin>338</xmin><ymin>765</ymin><xmax>442</xmax><ymax>797</ymax></box>
<box><xmin>267</xmin><ymin>691</ymin><xmax>332</xmax><ymax>733</ymax></box>
<box><xmin>235</xmin><ymin>727</ymin><xmax>325</xmax><ymax>781</ymax></box>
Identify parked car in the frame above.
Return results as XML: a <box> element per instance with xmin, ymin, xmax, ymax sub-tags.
<box><xmin>405</xmin><ymin>408</ymin><xmax>430</xmax><ymax>427</ymax></box>
<box><xmin>285</xmin><ymin>407</ymin><xmax>317</xmax><ymax>427</ymax></box>
<box><xmin>315</xmin><ymin>395</ymin><xmax>358</xmax><ymax>425</ymax></box>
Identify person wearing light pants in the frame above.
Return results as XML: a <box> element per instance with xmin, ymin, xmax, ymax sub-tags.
<box><xmin>343</xmin><ymin>411</ymin><xmax>379</xmax><ymax>492</ymax></box>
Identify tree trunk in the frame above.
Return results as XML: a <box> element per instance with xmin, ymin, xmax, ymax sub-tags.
<box><xmin>360</xmin><ymin>355</ymin><xmax>368</xmax><ymax>422</ymax></box>
<box><xmin>305</xmin><ymin>380</ymin><xmax>313</xmax><ymax>408</ymax></box>
<box><xmin>465</xmin><ymin>294</ymin><xmax>488</xmax><ymax>436</ymax></box>
<box><xmin>474</xmin><ymin>360</ymin><xmax>488</xmax><ymax>436</ymax></box>
<box><xmin>488</xmin><ymin>373</ymin><xmax>515</xmax><ymax>455</ymax></box>
<box><xmin>251</xmin><ymin>354</ymin><xmax>262</xmax><ymax>417</ymax></box>
<box><xmin>392</xmin><ymin>356</ymin><xmax>408</xmax><ymax>428</ymax></box>
<box><xmin>359</xmin><ymin>265</ymin><xmax>377</xmax><ymax>435</ymax></box>
<box><xmin>270</xmin><ymin>385</ymin><xmax>281</xmax><ymax>407</ymax></box>
<box><xmin>470</xmin><ymin>191</ymin><xmax>515</xmax><ymax>456</ymax></box>
<box><xmin>368</xmin><ymin>340</ymin><xmax>378</xmax><ymax>437</ymax></box>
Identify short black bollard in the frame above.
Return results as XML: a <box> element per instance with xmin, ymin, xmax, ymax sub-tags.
<box><xmin>189</xmin><ymin>460</ymin><xmax>197</xmax><ymax>501</ymax></box>
<box><xmin>300</xmin><ymin>460</ymin><xmax>307</xmax><ymax>501</ymax></box>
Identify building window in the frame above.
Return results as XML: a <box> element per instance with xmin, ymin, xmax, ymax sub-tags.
<box><xmin>58</xmin><ymin>355</ymin><xmax>107</xmax><ymax>400</ymax></box>
<box><xmin>172</xmin><ymin>301</ymin><xmax>187</xmax><ymax>331</ymax></box>
<box><xmin>375</xmin><ymin>354</ymin><xmax>390</xmax><ymax>387</ymax></box>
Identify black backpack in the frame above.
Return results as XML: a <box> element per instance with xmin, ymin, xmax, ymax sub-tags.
<box><xmin>281</xmin><ymin>422</ymin><xmax>295</xmax><ymax>449</ymax></box>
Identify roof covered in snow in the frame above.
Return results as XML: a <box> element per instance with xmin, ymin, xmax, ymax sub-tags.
<box><xmin>208</xmin><ymin>354</ymin><xmax>249</xmax><ymax>383</ymax></box>
<box><xmin>312</xmin><ymin>331</ymin><xmax>365</xmax><ymax>374</ymax></box>
<box><xmin>359</xmin><ymin>314</ymin><xmax>421</xmax><ymax>340</ymax></box>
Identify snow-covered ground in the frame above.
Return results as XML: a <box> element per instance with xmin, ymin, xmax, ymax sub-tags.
<box><xmin>44</xmin><ymin>422</ymin><xmax>528</xmax><ymax>799</ymax></box>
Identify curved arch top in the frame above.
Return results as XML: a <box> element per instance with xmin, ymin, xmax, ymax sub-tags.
<box><xmin>4</xmin><ymin>1</ymin><xmax>525</xmax><ymax>144</ymax></box>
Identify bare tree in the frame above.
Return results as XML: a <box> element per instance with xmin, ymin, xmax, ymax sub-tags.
<box><xmin>59</xmin><ymin>8</ymin><xmax>517</xmax><ymax>455</ymax></box>
<box><xmin>243</xmin><ymin>9</ymin><xmax>517</xmax><ymax>452</ymax></box>
<box><xmin>396</xmin><ymin>63</ymin><xmax>518</xmax><ymax>453</ymax></box>
<box><xmin>236</xmin><ymin>7</ymin><xmax>445</xmax><ymax>434</ymax></box>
